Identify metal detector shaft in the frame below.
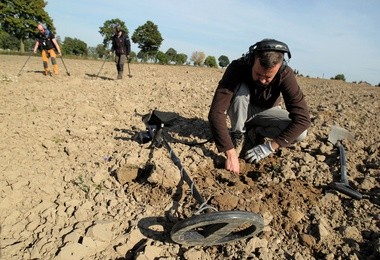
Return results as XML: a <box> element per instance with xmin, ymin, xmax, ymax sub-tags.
<box><xmin>60</xmin><ymin>56</ymin><xmax>71</xmax><ymax>76</ymax></box>
<box><xmin>96</xmin><ymin>54</ymin><xmax>109</xmax><ymax>77</ymax></box>
<box><xmin>17</xmin><ymin>52</ymin><xmax>33</xmax><ymax>76</ymax></box>
<box><xmin>148</xmin><ymin>127</ymin><xmax>265</xmax><ymax>246</ymax></box>
<box><xmin>127</xmin><ymin>60</ymin><xmax>132</xmax><ymax>78</ymax></box>
<box><xmin>160</xmin><ymin>132</ymin><xmax>206</xmax><ymax>206</ymax></box>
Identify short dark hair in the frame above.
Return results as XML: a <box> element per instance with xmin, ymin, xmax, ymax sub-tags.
<box><xmin>255</xmin><ymin>51</ymin><xmax>284</xmax><ymax>69</ymax></box>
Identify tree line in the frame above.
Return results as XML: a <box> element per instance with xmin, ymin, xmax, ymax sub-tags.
<box><xmin>0</xmin><ymin>0</ymin><xmax>230</xmax><ymax>68</ymax></box>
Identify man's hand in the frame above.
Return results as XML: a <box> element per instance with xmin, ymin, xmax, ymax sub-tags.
<box><xmin>244</xmin><ymin>142</ymin><xmax>274</xmax><ymax>163</ymax></box>
<box><xmin>225</xmin><ymin>148</ymin><xmax>240</xmax><ymax>173</ymax></box>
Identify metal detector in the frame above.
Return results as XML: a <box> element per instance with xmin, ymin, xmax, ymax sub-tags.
<box><xmin>59</xmin><ymin>56</ymin><xmax>71</xmax><ymax>76</ymax></box>
<box><xmin>142</xmin><ymin>110</ymin><xmax>264</xmax><ymax>246</ymax></box>
<box><xmin>127</xmin><ymin>58</ymin><xmax>132</xmax><ymax>78</ymax></box>
<box><xmin>96</xmin><ymin>54</ymin><xmax>110</xmax><ymax>78</ymax></box>
<box><xmin>17</xmin><ymin>52</ymin><xmax>33</xmax><ymax>76</ymax></box>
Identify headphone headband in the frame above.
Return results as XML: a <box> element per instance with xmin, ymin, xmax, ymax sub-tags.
<box><xmin>249</xmin><ymin>39</ymin><xmax>291</xmax><ymax>59</ymax></box>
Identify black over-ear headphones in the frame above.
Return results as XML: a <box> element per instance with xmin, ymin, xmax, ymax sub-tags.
<box><xmin>244</xmin><ymin>39</ymin><xmax>291</xmax><ymax>72</ymax></box>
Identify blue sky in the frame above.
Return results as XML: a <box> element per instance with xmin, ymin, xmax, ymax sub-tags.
<box><xmin>45</xmin><ymin>0</ymin><xmax>380</xmax><ymax>85</ymax></box>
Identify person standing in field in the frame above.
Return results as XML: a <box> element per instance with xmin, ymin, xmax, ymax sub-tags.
<box><xmin>33</xmin><ymin>23</ymin><xmax>61</xmax><ymax>76</ymax></box>
<box><xmin>110</xmin><ymin>24</ymin><xmax>131</xmax><ymax>79</ymax></box>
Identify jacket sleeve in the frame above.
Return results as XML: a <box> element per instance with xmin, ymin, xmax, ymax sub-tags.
<box><xmin>208</xmin><ymin>87</ymin><xmax>234</xmax><ymax>152</ymax></box>
<box><xmin>208</xmin><ymin>60</ymin><xmax>245</xmax><ymax>152</ymax></box>
<box><xmin>274</xmin><ymin>68</ymin><xmax>311</xmax><ymax>147</ymax></box>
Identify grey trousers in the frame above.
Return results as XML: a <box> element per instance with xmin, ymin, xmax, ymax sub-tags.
<box><xmin>115</xmin><ymin>54</ymin><xmax>126</xmax><ymax>71</ymax></box>
<box><xmin>227</xmin><ymin>83</ymin><xmax>307</xmax><ymax>142</ymax></box>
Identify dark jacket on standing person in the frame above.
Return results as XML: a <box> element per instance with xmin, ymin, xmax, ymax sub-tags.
<box><xmin>208</xmin><ymin>57</ymin><xmax>311</xmax><ymax>152</ymax></box>
<box><xmin>36</xmin><ymin>29</ymin><xmax>56</xmax><ymax>51</ymax></box>
<box><xmin>111</xmin><ymin>32</ymin><xmax>131</xmax><ymax>56</ymax></box>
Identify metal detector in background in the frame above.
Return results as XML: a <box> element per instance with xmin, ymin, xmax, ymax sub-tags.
<box><xmin>96</xmin><ymin>54</ymin><xmax>110</xmax><ymax>78</ymax></box>
<box><xmin>17</xmin><ymin>52</ymin><xmax>33</xmax><ymax>76</ymax></box>
<box><xmin>328</xmin><ymin>125</ymin><xmax>362</xmax><ymax>200</ymax></box>
<box><xmin>141</xmin><ymin>110</ymin><xmax>264</xmax><ymax>246</ymax></box>
<box><xmin>59</xmin><ymin>55</ymin><xmax>71</xmax><ymax>76</ymax></box>
<box><xmin>127</xmin><ymin>58</ymin><xmax>132</xmax><ymax>78</ymax></box>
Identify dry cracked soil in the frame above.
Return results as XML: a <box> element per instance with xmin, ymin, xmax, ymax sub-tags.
<box><xmin>0</xmin><ymin>54</ymin><xmax>379</xmax><ymax>259</ymax></box>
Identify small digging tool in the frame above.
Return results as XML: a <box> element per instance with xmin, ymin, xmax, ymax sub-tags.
<box><xmin>328</xmin><ymin>125</ymin><xmax>362</xmax><ymax>200</ymax></box>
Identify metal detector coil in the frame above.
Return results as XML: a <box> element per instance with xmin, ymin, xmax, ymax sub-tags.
<box><xmin>143</xmin><ymin>111</ymin><xmax>264</xmax><ymax>246</ymax></box>
<box><xmin>170</xmin><ymin>210</ymin><xmax>264</xmax><ymax>246</ymax></box>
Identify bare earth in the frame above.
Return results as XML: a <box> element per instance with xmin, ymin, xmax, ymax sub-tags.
<box><xmin>0</xmin><ymin>54</ymin><xmax>379</xmax><ymax>259</ymax></box>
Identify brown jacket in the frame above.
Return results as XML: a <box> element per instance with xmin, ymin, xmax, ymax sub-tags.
<box><xmin>208</xmin><ymin>58</ymin><xmax>311</xmax><ymax>152</ymax></box>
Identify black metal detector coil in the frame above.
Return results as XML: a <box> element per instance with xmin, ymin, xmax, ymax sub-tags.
<box><xmin>148</xmin><ymin>121</ymin><xmax>264</xmax><ymax>246</ymax></box>
<box><xmin>170</xmin><ymin>210</ymin><xmax>264</xmax><ymax>246</ymax></box>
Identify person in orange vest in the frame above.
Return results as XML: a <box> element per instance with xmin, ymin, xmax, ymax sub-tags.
<box><xmin>33</xmin><ymin>23</ymin><xmax>62</xmax><ymax>76</ymax></box>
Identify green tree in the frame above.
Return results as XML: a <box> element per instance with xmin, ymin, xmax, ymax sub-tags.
<box><xmin>156</xmin><ymin>51</ymin><xmax>169</xmax><ymax>64</ymax></box>
<box><xmin>61</xmin><ymin>37</ymin><xmax>88</xmax><ymax>56</ymax></box>
<box><xmin>99</xmin><ymin>18</ymin><xmax>129</xmax><ymax>46</ymax></box>
<box><xmin>137</xmin><ymin>50</ymin><xmax>147</xmax><ymax>62</ymax></box>
<box><xmin>128</xmin><ymin>51</ymin><xmax>137</xmax><ymax>62</ymax></box>
<box><xmin>0</xmin><ymin>0</ymin><xmax>55</xmax><ymax>52</ymax></box>
<box><xmin>331</xmin><ymin>74</ymin><xmax>346</xmax><ymax>81</ymax></box>
<box><xmin>95</xmin><ymin>43</ymin><xmax>108</xmax><ymax>58</ymax></box>
<box><xmin>0</xmin><ymin>30</ymin><xmax>19</xmax><ymax>50</ymax></box>
<box><xmin>190</xmin><ymin>51</ymin><xmax>205</xmax><ymax>66</ymax></box>
<box><xmin>165</xmin><ymin>48</ymin><xmax>177</xmax><ymax>63</ymax></box>
<box><xmin>87</xmin><ymin>46</ymin><xmax>97</xmax><ymax>58</ymax></box>
<box><xmin>56</xmin><ymin>35</ymin><xmax>62</xmax><ymax>43</ymax></box>
<box><xmin>24</xmin><ymin>38</ymin><xmax>35</xmax><ymax>51</ymax></box>
<box><xmin>204</xmin><ymin>56</ymin><xmax>218</xmax><ymax>68</ymax></box>
<box><xmin>175</xmin><ymin>53</ymin><xmax>188</xmax><ymax>65</ymax></box>
<box><xmin>131</xmin><ymin>20</ymin><xmax>163</xmax><ymax>61</ymax></box>
<box><xmin>218</xmin><ymin>55</ymin><xmax>230</xmax><ymax>68</ymax></box>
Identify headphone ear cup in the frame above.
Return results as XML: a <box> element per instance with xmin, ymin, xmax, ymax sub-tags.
<box><xmin>243</xmin><ymin>51</ymin><xmax>254</xmax><ymax>66</ymax></box>
<box><xmin>244</xmin><ymin>43</ymin><xmax>257</xmax><ymax>66</ymax></box>
<box><xmin>248</xmin><ymin>53</ymin><xmax>254</xmax><ymax>66</ymax></box>
<box><xmin>279</xmin><ymin>60</ymin><xmax>287</xmax><ymax>74</ymax></box>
